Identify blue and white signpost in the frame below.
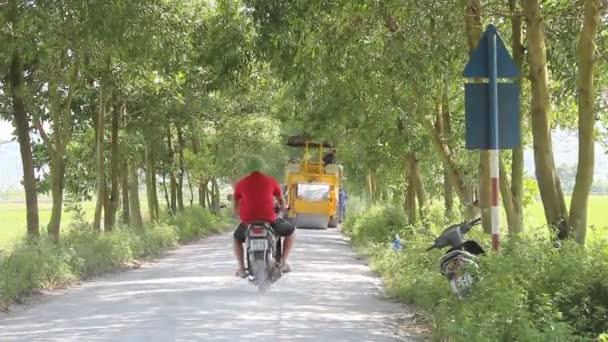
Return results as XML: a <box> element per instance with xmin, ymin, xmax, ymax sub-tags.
<box><xmin>463</xmin><ymin>24</ymin><xmax>521</xmax><ymax>251</ymax></box>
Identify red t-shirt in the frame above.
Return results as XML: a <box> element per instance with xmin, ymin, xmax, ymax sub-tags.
<box><xmin>234</xmin><ymin>172</ymin><xmax>282</xmax><ymax>224</ymax></box>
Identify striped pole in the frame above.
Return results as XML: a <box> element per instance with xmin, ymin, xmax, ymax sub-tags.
<box><xmin>488</xmin><ymin>29</ymin><xmax>500</xmax><ymax>251</ymax></box>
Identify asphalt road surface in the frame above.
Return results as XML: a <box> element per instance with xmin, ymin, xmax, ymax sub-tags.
<box><xmin>0</xmin><ymin>228</ymin><xmax>419</xmax><ymax>341</ymax></box>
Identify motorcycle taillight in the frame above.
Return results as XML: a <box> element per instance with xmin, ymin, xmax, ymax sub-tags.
<box><xmin>249</xmin><ymin>226</ymin><xmax>266</xmax><ymax>236</ymax></box>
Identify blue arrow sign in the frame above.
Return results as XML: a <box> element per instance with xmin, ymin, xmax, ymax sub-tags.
<box><xmin>465</xmin><ymin>83</ymin><xmax>520</xmax><ymax>149</ymax></box>
<box><xmin>462</xmin><ymin>24</ymin><xmax>521</xmax><ymax>252</ymax></box>
<box><xmin>463</xmin><ymin>24</ymin><xmax>520</xmax><ymax>150</ymax></box>
<box><xmin>463</xmin><ymin>25</ymin><xmax>519</xmax><ymax>78</ymax></box>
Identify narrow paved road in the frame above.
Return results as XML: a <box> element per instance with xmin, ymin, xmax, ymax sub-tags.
<box><xmin>0</xmin><ymin>229</ymin><xmax>417</xmax><ymax>341</ymax></box>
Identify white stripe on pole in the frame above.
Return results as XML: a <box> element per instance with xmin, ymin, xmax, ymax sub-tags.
<box><xmin>489</xmin><ymin>149</ymin><xmax>499</xmax><ymax>179</ymax></box>
<box><xmin>491</xmin><ymin>206</ymin><xmax>500</xmax><ymax>235</ymax></box>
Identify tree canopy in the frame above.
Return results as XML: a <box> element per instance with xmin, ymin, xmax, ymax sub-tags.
<box><xmin>0</xmin><ymin>0</ymin><xmax>606</xmax><ymax>244</ymax></box>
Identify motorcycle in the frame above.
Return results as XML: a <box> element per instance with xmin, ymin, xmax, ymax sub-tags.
<box><xmin>243</xmin><ymin>207</ymin><xmax>289</xmax><ymax>292</ymax></box>
<box><xmin>426</xmin><ymin>217</ymin><xmax>485</xmax><ymax>299</ymax></box>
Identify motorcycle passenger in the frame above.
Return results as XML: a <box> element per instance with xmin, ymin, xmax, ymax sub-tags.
<box><xmin>232</xmin><ymin>155</ymin><xmax>295</xmax><ymax>278</ymax></box>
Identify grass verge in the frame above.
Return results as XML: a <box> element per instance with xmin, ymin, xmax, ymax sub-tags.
<box><xmin>344</xmin><ymin>204</ymin><xmax>608</xmax><ymax>341</ymax></box>
<box><xmin>0</xmin><ymin>207</ymin><xmax>228</xmax><ymax>310</ymax></box>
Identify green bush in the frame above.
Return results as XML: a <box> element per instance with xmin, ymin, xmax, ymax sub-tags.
<box><xmin>0</xmin><ymin>207</ymin><xmax>225</xmax><ymax>308</ymax></box>
<box><xmin>341</xmin><ymin>211</ymin><xmax>361</xmax><ymax>236</ymax></box>
<box><xmin>0</xmin><ymin>239</ymin><xmax>76</xmax><ymax>303</ymax></box>
<box><xmin>168</xmin><ymin>207</ymin><xmax>220</xmax><ymax>242</ymax></box>
<box><xmin>348</xmin><ymin>205</ymin><xmax>410</xmax><ymax>245</ymax></box>
<box><xmin>138</xmin><ymin>223</ymin><xmax>179</xmax><ymax>256</ymax></box>
<box><xmin>65</xmin><ymin>229</ymin><xmax>135</xmax><ymax>275</ymax></box>
<box><xmin>349</xmin><ymin>206</ymin><xmax>608</xmax><ymax>341</ymax></box>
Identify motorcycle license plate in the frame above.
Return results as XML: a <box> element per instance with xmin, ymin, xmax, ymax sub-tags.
<box><xmin>249</xmin><ymin>239</ymin><xmax>268</xmax><ymax>251</ymax></box>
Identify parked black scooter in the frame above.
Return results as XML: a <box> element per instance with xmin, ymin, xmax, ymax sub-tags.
<box><xmin>426</xmin><ymin>217</ymin><xmax>485</xmax><ymax>299</ymax></box>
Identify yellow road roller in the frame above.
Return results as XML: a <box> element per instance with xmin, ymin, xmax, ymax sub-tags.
<box><xmin>284</xmin><ymin>135</ymin><xmax>342</xmax><ymax>229</ymax></box>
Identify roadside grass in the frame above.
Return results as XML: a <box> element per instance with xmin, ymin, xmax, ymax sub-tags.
<box><xmin>0</xmin><ymin>206</ymin><xmax>227</xmax><ymax>310</ymax></box>
<box><xmin>345</xmin><ymin>202</ymin><xmax>608</xmax><ymax>341</ymax></box>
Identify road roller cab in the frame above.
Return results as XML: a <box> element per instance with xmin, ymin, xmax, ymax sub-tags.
<box><xmin>284</xmin><ymin>135</ymin><xmax>342</xmax><ymax>228</ymax></box>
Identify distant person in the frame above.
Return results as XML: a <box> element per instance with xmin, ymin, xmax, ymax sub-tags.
<box><xmin>232</xmin><ymin>155</ymin><xmax>295</xmax><ymax>278</ymax></box>
<box><xmin>323</xmin><ymin>148</ymin><xmax>336</xmax><ymax>165</ymax></box>
<box><xmin>339</xmin><ymin>188</ymin><xmax>348</xmax><ymax>222</ymax></box>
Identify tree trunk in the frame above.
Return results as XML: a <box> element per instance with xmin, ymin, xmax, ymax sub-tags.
<box><xmin>410</xmin><ymin>153</ymin><xmax>428</xmax><ymax>217</ymax></box>
<box><xmin>46</xmin><ymin>56</ymin><xmax>79</xmax><ymax>240</ymax></box>
<box><xmin>46</xmin><ymin>88</ymin><xmax>66</xmax><ymax>240</ymax></box>
<box><xmin>212</xmin><ymin>177</ymin><xmax>221</xmax><ymax>215</ymax></box>
<box><xmin>441</xmin><ymin>84</ymin><xmax>454</xmax><ymax>216</ymax></box>
<box><xmin>166</xmin><ymin>129</ymin><xmax>177</xmax><ymax>213</ymax></box>
<box><xmin>121</xmin><ymin>159</ymin><xmax>130</xmax><ymax>225</ymax></box>
<box><xmin>405</xmin><ymin>153</ymin><xmax>425</xmax><ymax>224</ymax></box>
<box><xmin>499</xmin><ymin>156</ymin><xmax>521</xmax><ymax>233</ymax></box>
<box><xmin>205</xmin><ymin>180</ymin><xmax>213</xmax><ymax>208</ymax></box>
<box><xmin>170</xmin><ymin>175</ymin><xmax>177</xmax><ymax>213</ymax></box>
<box><xmin>504</xmin><ymin>0</ymin><xmax>525</xmax><ymax>234</ymax></box>
<box><xmin>198</xmin><ymin>179</ymin><xmax>207</xmax><ymax>208</ymax></box>
<box><xmin>93</xmin><ymin>85</ymin><xmax>107</xmax><ymax>232</ymax></box>
<box><xmin>569</xmin><ymin>0</ymin><xmax>600</xmax><ymax>244</ymax></box>
<box><xmin>463</xmin><ymin>0</ymin><xmax>482</xmax><ymax>53</ymax></box>
<box><xmin>103</xmin><ymin>183</ymin><xmax>112</xmax><ymax>231</ymax></box>
<box><xmin>191</xmin><ymin>136</ymin><xmax>206</xmax><ymax>208</ymax></box>
<box><xmin>128</xmin><ymin>157</ymin><xmax>144</xmax><ymax>230</ymax></box>
<box><xmin>523</xmin><ymin>0</ymin><xmax>569</xmax><ymax>239</ymax></box>
<box><xmin>405</xmin><ymin>183</ymin><xmax>416</xmax><ymax>225</ymax></box>
<box><xmin>464</xmin><ymin>184</ymin><xmax>480</xmax><ymax>219</ymax></box>
<box><xmin>404</xmin><ymin>157</ymin><xmax>416</xmax><ymax>225</ymax></box>
<box><xmin>145</xmin><ymin>145</ymin><xmax>158</xmax><ymax>222</ymax></box>
<box><xmin>176</xmin><ymin>126</ymin><xmax>186</xmax><ymax>212</ymax></box>
<box><xmin>151</xmin><ymin>163</ymin><xmax>159</xmax><ymax>220</ymax></box>
<box><xmin>421</xmin><ymin>119</ymin><xmax>467</xmax><ymax>201</ymax></box>
<box><xmin>187</xmin><ymin>172</ymin><xmax>194</xmax><ymax>207</ymax></box>
<box><xmin>8</xmin><ymin>54</ymin><xmax>40</xmax><ymax>238</ymax></box>
<box><xmin>367</xmin><ymin>171</ymin><xmax>378</xmax><ymax>203</ymax></box>
<box><xmin>47</xmin><ymin>149</ymin><xmax>65</xmax><ymax>240</ymax></box>
<box><xmin>121</xmin><ymin>103</ymin><xmax>130</xmax><ymax>225</ymax></box>
<box><xmin>162</xmin><ymin>172</ymin><xmax>170</xmax><ymax>212</ymax></box>
<box><xmin>104</xmin><ymin>102</ymin><xmax>121</xmax><ymax>231</ymax></box>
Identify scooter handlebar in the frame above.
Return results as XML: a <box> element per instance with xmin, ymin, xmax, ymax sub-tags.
<box><xmin>426</xmin><ymin>217</ymin><xmax>482</xmax><ymax>251</ymax></box>
<box><xmin>468</xmin><ymin>217</ymin><xmax>482</xmax><ymax>226</ymax></box>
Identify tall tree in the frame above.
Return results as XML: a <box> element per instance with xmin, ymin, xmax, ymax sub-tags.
<box><xmin>7</xmin><ymin>54</ymin><xmax>40</xmax><ymax>238</ymax></box>
<box><xmin>176</xmin><ymin>125</ymin><xmax>186</xmax><ymax>212</ymax></box>
<box><xmin>569</xmin><ymin>0</ymin><xmax>601</xmax><ymax>244</ymax></box>
<box><xmin>522</xmin><ymin>0</ymin><xmax>569</xmax><ymax>239</ymax></box>
<box><xmin>3</xmin><ymin>0</ymin><xmax>40</xmax><ymax>238</ymax></box>
<box><xmin>499</xmin><ymin>0</ymin><xmax>525</xmax><ymax>234</ymax></box>
<box><xmin>105</xmin><ymin>100</ymin><xmax>122</xmax><ymax>231</ymax></box>
<box><xmin>93</xmin><ymin>81</ymin><xmax>108</xmax><ymax>232</ymax></box>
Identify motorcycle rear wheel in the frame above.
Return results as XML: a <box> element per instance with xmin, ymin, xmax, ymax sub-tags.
<box><xmin>252</xmin><ymin>259</ymin><xmax>269</xmax><ymax>292</ymax></box>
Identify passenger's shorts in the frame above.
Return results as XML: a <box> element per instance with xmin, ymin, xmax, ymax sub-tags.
<box><xmin>233</xmin><ymin>218</ymin><xmax>295</xmax><ymax>242</ymax></box>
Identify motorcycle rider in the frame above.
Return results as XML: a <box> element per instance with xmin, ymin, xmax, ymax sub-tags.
<box><xmin>232</xmin><ymin>155</ymin><xmax>295</xmax><ymax>278</ymax></box>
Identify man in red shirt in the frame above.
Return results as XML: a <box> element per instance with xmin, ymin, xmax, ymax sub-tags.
<box><xmin>232</xmin><ymin>155</ymin><xmax>295</xmax><ymax>278</ymax></box>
